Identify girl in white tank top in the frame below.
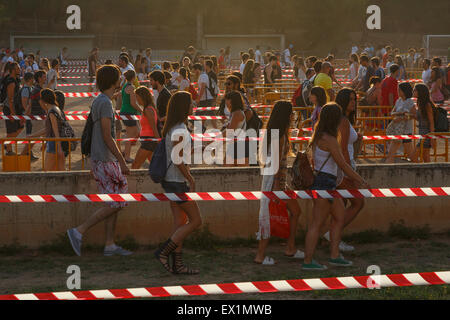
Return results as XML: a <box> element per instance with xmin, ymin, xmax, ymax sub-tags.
<box><xmin>303</xmin><ymin>102</ymin><xmax>368</xmax><ymax>271</ymax></box>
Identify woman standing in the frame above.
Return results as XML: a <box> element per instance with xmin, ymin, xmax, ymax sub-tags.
<box><xmin>154</xmin><ymin>91</ymin><xmax>202</xmax><ymax>275</ymax></box>
<box><xmin>395</xmin><ymin>55</ymin><xmax>406</xmax><ymax>80</ymax></box>
<box><xmin>301</xmin><ymin>86</ymin><xmax>327</xmax><ymax>128</ymax></box>
<box><xmin>117</xmin><ymin>70</ymin><xmax>143</xmax><ymax>163</ymax></box>
<box><xmin>385</xmin><ymin>83</ymin><xmax>418</xmax><ymax>163</ymax></box>
<box><xmin>178</xmin><ymin>67</ymin><xmax>191</xmax><ymax>91</ymax></box>
<box><xmin>42</xmin><ymin>89</ymin><xmax>66</xmax><ymax>171</ymax></box>
<box><xmin>223</xmin><ymin>91</ymin><xmax>248</xmax><ymax>166</ymax></box>
<box><xmin>348</xmin><ymin>54</ymin><xmax>359</xmax><ymax>84</ymax></box>
<box><xmin>412</xmin><ymin>83</ymin><xmax>435</xmax><ymax>163</ymax></box>
<box><xmin>255</xmin><ymin>100</ymin><xmax>304</xmax><ymax>265</ymax></box>
<box><xmin>296</xmin><ymin>57</ymin><xmax>307</xmax><ymax>82</ymax></box>
<box><xmin>429</xmin><ymin>67</ymin><xmax>445</xmax><ymax>105</ymax></box>
<box><xmin>303</xmin><ymin>103</ymin><xmax>369</xmax><ymax>270</ymax></box>
<box><xmin>131</xmin><ymin>87</ymin><xmax>160</xmax><ymax>169</ymax></box>
<box><xmin>323</xmin><ymin>88</ymin><xmax>365</xmax><ymax>252</ymax></box>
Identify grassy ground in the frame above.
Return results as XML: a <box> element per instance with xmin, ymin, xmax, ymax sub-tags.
<box><xmin>0</xmin><ymin>222</ymin><xmax>449</xmax><ymax>300</ymax></box>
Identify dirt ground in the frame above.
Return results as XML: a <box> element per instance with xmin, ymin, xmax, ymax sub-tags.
<box><xmin>0</xmin><ymin>229</ymin><xmax>449</xmax><ymax>300</ymax></box>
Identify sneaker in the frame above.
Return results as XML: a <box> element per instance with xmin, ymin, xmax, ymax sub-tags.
<box><xmin>67</xmin><ymin>228</ymin><xmax>82</xmax><ymax>256</ymax></box>
<box><xmin>329</xmin><ymin>255</ymin><xmax>353</xmax><ymax>267</ymax></box>
<box><xmin>104</xmin><ymin>246</ymin><xmax>133</xmax><ymax>256</ymax></box>
<box><xmin>339</xmin><ymin>241</ymin><xmax>355</xmax><ymax>252</ymax></box>
<box><xmin>302</xmin><ymin>260</ymin><xmax>328</xmax><ymax>271</ymax></box>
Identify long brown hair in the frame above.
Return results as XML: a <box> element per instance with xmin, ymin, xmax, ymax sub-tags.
<box><xmin>135</xmin><ymin>86</ymin><xmax>156</xmax><ymax>110</ymax></box>
<box><xmin>162</xmin><ymin>91</ymin><xmax>192</xmax><ymax>137</ymax></box>
<box><xmin>309</xmin><ymin>103</ymin><xmax>342</xmax><ymax>147</ymax></box>
<box><xmin>265</xmin><ymin>100</ymin><xmax>293</xmax><ymax>150</ymax></box>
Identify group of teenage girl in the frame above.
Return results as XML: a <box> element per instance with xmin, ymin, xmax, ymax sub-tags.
<box><xmin>152</xmin><ymin>85</ymin><xmax>371</xmax><ymax>274</ymax></box>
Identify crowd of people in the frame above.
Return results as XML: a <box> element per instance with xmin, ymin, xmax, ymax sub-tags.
<box><xmin>0</xmin><ymin>43</ymin><xmax>448</xmax><ymax>272</ymax></box>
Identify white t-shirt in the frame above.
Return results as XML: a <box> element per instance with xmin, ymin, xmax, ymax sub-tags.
<box><xmin>297</xmin><ymin>69</ymin><xmax>306</xmax><ymax>82</ymax></box>
<box><xmin>422</xmin><ymin>69</ymin><xmax>431</xmax><ymax>86</ymax></box>
<box><xmin>255</xmin><ymin>50</ymin><xmax>262</xmax><ymax>64</ymax></box>
<box><xmin>351</xmin><ymin>46</ymin><xmax>358</xmax><ymax>54</ymax></box>
<box><xmin>165</xmin><ymin>122</ymin><xmax>191</xmax><ymax>183</ymax></box>
<box><xmin>239</xmin><ymin>63</ymin><xmax>246</xmax><ymax>74</ymax></box>
<box><xmin>392</xmin><ymin>98</ymin><xmax>415</xmax><ymax>134</ymax></box>
<box><xmin>357</xmin><ymin>65</ymin><xmax>367</xmax><ymax>81</ymax></box>
<box><xmin>198</xmin><ymin>72</ymin><xmax>213</xmax><ymax>101</ymax></box>
<box><xmin>283</xmin><ymin>49</ymin><xmax>291</xmax><ymax>65</ymax></box>
<box><xmin>350</xmin><ymin>62</ymin><xmax>358</xmax><ymax>79</ymax></box>
<box><xmin>179</xmin><ymin>79</ymin><xmax>190</xmax><ymax>91</ymax></box>
<box><xmin>46</xmin><ymin>69</ymin><xmax>58</xmax><ymax>90</ymax></box>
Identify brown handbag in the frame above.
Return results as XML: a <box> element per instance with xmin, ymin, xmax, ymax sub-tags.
<box><xmin>291</xmin><ymin>150</ymin><xmax>315</xmax><ymax>190</ymax></box>
<box><xmin>291</xmin><ymin>146</ymin><xmax>331</xmax><ymax>190</ymax></box>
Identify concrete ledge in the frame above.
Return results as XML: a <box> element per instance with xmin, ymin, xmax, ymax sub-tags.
<box><xmin>0</xmin><ymin>163</ymin><xmax>449</xmax><ymax>247</ymax></box>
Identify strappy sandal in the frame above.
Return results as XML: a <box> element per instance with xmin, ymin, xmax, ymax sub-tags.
<box><xmin>154</xmin><ymin>239</ymin><xmax>178</xmax><ymax>274</ymax></box>
<box><xmin>171</xmin><ymin>252</ymin><xmax>199</xmax><ymax>275</ymax></box>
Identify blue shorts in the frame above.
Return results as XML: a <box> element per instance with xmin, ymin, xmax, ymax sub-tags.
<box><xmin>311</xmin><ymin>172</ymin><xmax>337</xmax><ymax>190</ymax></box>
<box><xmin>161</xmin><ymin>181</ymin><xmax>189</xmax><ymax>204</ymax></box>
<box><xmin>310</xmin><ymin>172</ymin><xmax>337</xmax><ymax>203</ymax></box>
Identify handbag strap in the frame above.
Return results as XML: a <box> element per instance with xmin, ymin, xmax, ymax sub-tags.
<box><xmin>312</xmin><ymin>145</ymin><xmax>331</xmax><ymax>173</ymax></box>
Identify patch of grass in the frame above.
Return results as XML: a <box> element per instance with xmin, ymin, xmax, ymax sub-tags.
<box><xmin>0</xmin><ymin>241</ymin><xmax>26</xmax><ymax>256</ymax></box>
<box><xmin>183</xmin><ymin>224</ymin><xmax>221</xmax><ymax>251</ymax></box>
<box><xmin>342</xmin><ymin>229</ymin><xmax>388</xmax><ymax>244</ymax></box>
<box><xmin>117</xmin><ymin>235</ymin><xmax>140</xmax><ymax>251</ymax></box>
<box><xmin>38</xmin><ymin>233</ymin><xmax>78</xmax><ymax>256</ymax></box>
<box><xmin>388</xmin><ymin>220</ymin><xmax>431</xmax><ymax>240</ymax></box>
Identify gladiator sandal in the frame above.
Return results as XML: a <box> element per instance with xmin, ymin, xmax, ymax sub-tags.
<box><xmin>171</xmin><ymin>251</ymin><xmax>199</xmax><ymax>275</ymax></box>
<box><xmin>154</xmin><ymin>239</ymin><xmax>178</xmax><ymax>273</ymax></box>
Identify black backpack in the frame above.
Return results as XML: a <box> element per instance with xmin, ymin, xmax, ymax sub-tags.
<box><xmin>48</xmin><ymin>108</ymin><xmax>77</xmax><ymax>154</ymax></box>
<box><xmin>81</xmin><ymin>112</ymin><xmax>96</xmax><ymax>157</ymax></box>
<box><xmin>434</xmin><ymin>106</ymin><xmax>449</xmax><ymax>132</ymax></box>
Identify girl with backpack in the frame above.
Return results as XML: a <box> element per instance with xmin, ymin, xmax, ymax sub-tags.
<box><xmin>411</xmin><ymin>83</ymin><xmax>435</xmax><ymax>163</ymax></box>
<box><xmin>131</xmin><ymin>87</ymin><xmax>160</xmax><ymax>169</ymax></box>
<box><xmin>255</xmin><ymin>100</ymin><xmax>304</xmax><ymax>265</ymax></box>
<box><xmin>154</xmin><ymin>91</ymin><xmax>202</xmax><ymax>275</ymax></box>
<box><xmin>302</xmin><ymin>103</ymin><xmax>369</xmax><ymax>270</ymax></box>
<box><xmin>42</xmin><ymin>89</ymin><xmax>66</xmax><ymax>171</ymax></box>
<box><xmin>223</xmin><ymin>91</ymin><xmax>248</xmax><ymax>166</ymax></box>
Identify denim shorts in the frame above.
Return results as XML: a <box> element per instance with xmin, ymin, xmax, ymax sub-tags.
<box><xmin>310</xmin><ymin>172</ymin><xmax>337</xmax><ymax>191</ymax></box>
<box><xmin>417</xmin><ymin>128</ymin><xmax>431</xmax><ymax>149</ymax></box>
<box><xmin>161</xmin><ymin>181</ymin><xmax>189</xmax><ymax>204</ymax></box>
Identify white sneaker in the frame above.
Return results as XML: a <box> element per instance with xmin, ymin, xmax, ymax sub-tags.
<box><xmin>339</xmin><ymin>241</ymin><xmax>355</xmax><ymax>252</ymax></box>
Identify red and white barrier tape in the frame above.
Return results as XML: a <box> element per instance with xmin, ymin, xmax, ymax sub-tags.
<box><xmin>2</xmin><ymin>134</ymin><xmax>449</xmax><ymax>145</ymax></box>
<box><xmin>0</xmin><ymin>115</ymin><xmax>229</xmax><ymax>121</ymax></box>
<box><xmin>0</xmin><ymin>187</ymin><xmax>449</xmax><ymax>203</ymax></box>
<box><xmin>61</xmin><ymin>76</ymin><xmax>82</xmax><ymax>79</ymax></box>
<box><xmin>60</xmin><ymin>69</ymin><xmax>88</xmax><ymax>74</ymax></box>
<box><xmin>1</xmin><ymin>271</ymin><xmax>448</xmax><ymax>300</ymax></box>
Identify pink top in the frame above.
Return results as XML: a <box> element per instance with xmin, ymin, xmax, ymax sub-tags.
<box><xmin>431</xmin><ymin>81</ymin><xmax>444</xmax><ymax>102</ymax></box>
<box><xmin>140</xmin><ymin>106</ymin><xmax>157</xmax><ymax>137</ymax></box>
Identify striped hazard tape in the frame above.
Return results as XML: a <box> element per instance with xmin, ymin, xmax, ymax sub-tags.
<box><xmin>0</xmin><ymin>187</ymin><xmax>449</xmax><ymax>203</ymax></box>
<box><xmin>1</xmin><ymin>271</ymin><xmax>448</xmax><ymax>300</ymax></box>
<box><xmin>1</xmin><ymin>134</ymin><xmax>449</xmax><ymax>145</ymax></box>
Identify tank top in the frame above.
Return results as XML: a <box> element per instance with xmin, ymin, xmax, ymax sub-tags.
<box><xmin>140</xmin><ymin>106</ymin><xmax>157</xmax><ymax>137</ymax></box>
<box><xmin>347</xmin><ymin>124</ymin><xmax>358</xmax><ymax>162</ymax></box>
<box><xmin>313</xmin><ymin>146</ymin><xmax>338</xmax><ymax>177</ymax></box>
<box><xmin>233</xmin><ymin>110</ymin><xmax>247</xmax><ymax>134</ymax></box>
<box><xmin>120</xmin><ymin>83</ymin><xmax>137</xmax><ymax>114</ymax></box>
